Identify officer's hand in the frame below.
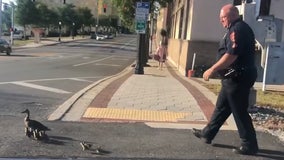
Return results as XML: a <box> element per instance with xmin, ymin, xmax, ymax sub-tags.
<box><xmin>203</xmin><ymin>68</ymin><xmax>214</xmax><ymax>81</ymax></box>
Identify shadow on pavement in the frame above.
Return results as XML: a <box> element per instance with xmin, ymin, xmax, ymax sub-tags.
<box><xmin>40</xmin><ymin>135</ymin><xmax>77</xmax><ymax>145</ymax></box>
<box><xmin>213</xmin><ymin>143</ymin><xmax>284</xmax><ymax>159</ymax></box>
<box><xmin>48</xmin><ymin>135</ymin><xmax>76</xmax><ymax>141</ymax></box>
<box><xmin>0</xmin><ymin>54</ymin><xmax>37</xmax><ymax>57</ymax></box>
<box><xmin>144</xmin><ymin>74</ymin><xmax>167</xmax><ymax>78</ymax></box>
<box><xmin>257</xmin><ymin>149</ymin><xmax>284</xmax><ymax>160</ymax></box>
<box><xmin>212</xmin><ymin>143</ymin><xmax>235</xmax><ymax>149</ymax></box>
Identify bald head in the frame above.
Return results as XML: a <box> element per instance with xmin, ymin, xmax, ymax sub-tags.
<box><xmin>220</xmin><ymin>4</ymin><xmax>240</xmax><ymax>28</ymax></box>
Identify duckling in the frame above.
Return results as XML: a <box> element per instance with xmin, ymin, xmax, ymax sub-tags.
<box><xmin>24</xmin><ymin>127</ymin><xmax>33</xmax><ymax>137</ymax></box>
<box><xmin>21</xmin><ymin>109</ymin><xmax>51</xmax><ymax>139</ymax></box>
<box><xmin>94</xmin><ymin>146</ymin><xmax>103</xmax><ymax>154</ymax></box>
<box><xmin>80</xmin><ymin>141</ymin><xmax>92</xmax><ymax>151</ymax></box>
<box><xmin>93</xmin><ymin>146</ymin><xmax>110</xmax><ymax>155</ymax></box>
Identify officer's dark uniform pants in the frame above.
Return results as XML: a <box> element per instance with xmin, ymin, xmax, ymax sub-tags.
<box><xmin>202</xmin><ymin>76</ymin><xmax>258</xmax><ymax>147</ymax></box>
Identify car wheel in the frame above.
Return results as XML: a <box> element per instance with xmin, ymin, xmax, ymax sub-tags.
<box><xmin>6</xmin><ymin>49</ymin><xmax>11</xmax><ymax>56</ymax></box>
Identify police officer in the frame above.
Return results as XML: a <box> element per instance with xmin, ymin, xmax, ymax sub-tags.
<box><xmin>192</xmin><ymin>4</ymin><xmax>258</xmax><ymax>155</ymax></box>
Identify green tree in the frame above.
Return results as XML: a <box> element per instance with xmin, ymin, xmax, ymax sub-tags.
<box><xmin>2</xmin><ymin>2</ymin><xmax>14</xmax><ymax>32</ymax></box>
<box><xmin>57</xmin><ymin>3</ymin><xmax>78</xmax><ymax>34</ymax></box>
<box><xmin>112</xmin><ymin>0</ymin><xmax>172</xmax><ymax>30</ymax></box>
<box><xmin>60</xmin><ymin>4</ymin><xmax>77</xmax><ymax>25</ymax></box>
<box><xmin>112</xmin><ymin>0</ymin><xmax>135</xmax><ymax>29</ymax></box>
<box><xmin>36</xmin><ymin>3</ymin><xmax>59</xmax><ymax>28</ymax></box>
<box><xmin>15</xmin><ymin>0</ymin><xmax>40</xmax><ymax>27</ymax></box>
<box><xmin>76</xmin><ymin>7</ymin><xmax>94</xmax><ymax>33</ymax></box>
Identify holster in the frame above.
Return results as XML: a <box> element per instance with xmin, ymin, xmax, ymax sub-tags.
<box><xmin>219</xmin><ymin>67</ymin><xmax>245</xmax><ymax>79</ymax></box>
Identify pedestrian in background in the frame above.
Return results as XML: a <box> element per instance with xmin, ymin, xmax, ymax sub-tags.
<box><xmin>155</xmin><ymin>41</ymin><xmax>167</xmax><ymax>70</ymax></box>
<box><xmin>154</xmin><ymin>29</ymin><xmax>168</xmax><ymax>70</ymax></box>
<box><xmin>192</xmin><ymin>4</ymin><xmax>258</xmax><ymax>155</ymax></box>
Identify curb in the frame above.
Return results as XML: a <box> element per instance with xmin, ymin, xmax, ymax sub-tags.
<box><xmin>48</xmin><ymin>63</ymin><xmax>135</xmax><ymax>121</ymax></box>
<box><xmin>12</xmin><ymin>38</ymin><xmax>88</xmax><ymax>50</ymax></box>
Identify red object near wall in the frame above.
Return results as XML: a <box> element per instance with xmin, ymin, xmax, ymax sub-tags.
<box><xmin>188</xmin><ymin>70</ymin><xmax>195</xmax><ymax>78</ymax></box>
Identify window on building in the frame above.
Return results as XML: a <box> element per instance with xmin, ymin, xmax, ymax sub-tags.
<box><xmin>234</xmin><ymin>0</ymin><xmax>271</xmax><ymax>16</ymax></box>
<box><xmin>183</xmin><ymin>0</ymin><xmax>190</xmax><ymax>39</ymax></box>
<box><xmin>173</xmin><ymin>0</ymin><xmax>176</xmax><ymax>10</ymax></box>
<box><xmin>173</xmin><ymin>15</ymin><xmax>177</xmax><ymax>38</ymax></box>
<box><xmin>259</xmin><ymin>0</ymin><xmax>271</xmax><ymax>16</ymax></box>
<box><xmin>233</xmin><ymin>0</ymin><xmax>242</xmax><ymax>5</ymax></box>
<box><xmin>234</xmin><ymin>0</ymin><xmax>254</xmax><ymax>5</ymax></box>
<box><xmin>178</xmin><ymin>7</ymin><xmax>184</xmax><ymax>39</ymax></box>
<box><xmin>167</xmin><ymin>1</ymin><xmax>174</xmax><ymax>38</ymax></box>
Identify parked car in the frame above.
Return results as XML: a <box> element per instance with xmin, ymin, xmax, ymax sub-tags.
<box><xmin>90</xmin><ymin>32</ymin><xmax>106</xmax><ymax>40</ymax></box>
<box><xmin>0</xmin><ymin>38</ymin><xmax>12</xmax><ymax>55</ymax></box>
<box><xmin>96</xmin><ymin>33</ymin><xmax>106</xmax><ymax>40</ymax></box>
<box><xmin>13</xmin><ymin>30</ymin><xmax>25</xmax><ymax>40</ymax></box>
<box><xmin>105</xmin><ymin>33</ymin><xmax>114</xmax><ymax>39</ymax></box>
<box><xmin>90</xmin><ymin>32</ymin><xmax>96</xmax><ymax>39</ymax></box>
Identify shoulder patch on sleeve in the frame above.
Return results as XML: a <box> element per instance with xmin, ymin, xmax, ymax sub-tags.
<box><xmin>230</xmin><ymin>31</ymin><xmax>237</xmax><ymax>48</ymax></box>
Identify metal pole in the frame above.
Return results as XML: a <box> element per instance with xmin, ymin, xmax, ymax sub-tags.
<box><xmin>72</xmin><ymin>22</ymin><xmax>75</xmax><ymax>39</ymax></box>
<box><xmin>191</xmin><ymin>53</ymin><xmax>196</xmax><ymax>70</ymax></box>
<box><xmin>58</xmin><ymin>21</ymin><xmax>62</xmax><ymax>42</ymax></box>
<box><xmin>82</xmin><ymin>24</ymin><xmax>85</xmax><ymax>38</ymax></box>
<box><xmin>10</xmin><ymin>4</ymin><xmax>14</xmax><ymax>45</ymax></box>
<box><xmin>135</xmin><ymin>34</ymin><xmax>145</xmax><ymax>74</ymax></box>
<box><xmin>0</xmin><ymin>0</ymin><xmax>2</xmax><ymax>38</ymax></box>
<box><xmin>134</xmin><ymin>0</ymin><xmax>149</xmax><ymax>74</ymax></box>
<box><xmin>96</xmin><ymin>0</ymin><xmax>99</xmax><ymax>34</ymax></box>
<box><xmin>150</xmin><ymin>15</ymin><xmax>154</xmax><ymax>55</ymax></box>
<box><xmin>142</xmin><ymin>21</ymin><xmax>149</xmax><ymax>66</ymax></box>
<box><xmin>262</xmin><ymin>45</ymin><xmax>270</xmax><ymax>91</ymax></box>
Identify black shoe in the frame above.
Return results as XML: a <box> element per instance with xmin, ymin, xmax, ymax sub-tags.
<box><xmin>233</xmin><ymin>146</ymin><xmax>258</xmax><ymax>155</ymax></box>
<box><xmin>192</xmin><ymin>128</ymin><xmax>212</xmax><ymax>144</ymax></box>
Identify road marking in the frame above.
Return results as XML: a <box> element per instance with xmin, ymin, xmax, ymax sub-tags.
<box><xmin>115</xmin><ymin>58</ymin><xmax>129</xmax><ymax>61</ymax></box>
<box><xmin>95</xmin><ymin>63</ymin><xmax>121</xmax><ymax>67</ymax></box>
<box><xmin>11</xmin><ymin>82</ymin><xmax>71</xmax><ymax>94</ymax></box>
<box><xmin>47</xmin><ymin>55</ymin><xmax>83</xmax><ymax>60</ymax></box>
<box><xmin>0</xmin><ymin>76</ymin><xmax>103</xmax><ymax>85</ymax></box>
<box><xmin>83</xmin><ymin>108</ymin><xmax>189</xmax><ymax>122</ymax></box>
<box><xmin>119</xmin><ymin>39</ymin><xmax>137</xmax><ymax>49</ymax></box>
<box><xmin>69</xmin><ymin>78</ymin><xmax>94</xmax><ymax>82</ymax></box>
<box><xmin>73</xmin><ymin>55</ymin><xmax>115</xmax><ymax>67</ymax></box>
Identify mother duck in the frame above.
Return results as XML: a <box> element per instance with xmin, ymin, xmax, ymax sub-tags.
<box><xmin>21</xmin><ymin>109</ymin><xmax>51</xmax><ymax>139</ymax></box>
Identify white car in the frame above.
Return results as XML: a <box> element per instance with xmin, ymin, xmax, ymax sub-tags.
<box><xmin>13</xmin><ymin>30</ymin><xmax>24</xmax><ymax>40</ymax></box>
<box><xmin>106</xmin><ymin>33</ymin><xmax>114</xmax><ymax>39</ymax></box>
<box><xmin>96</xmin><ymin>34</ymin><xmax>105</xmax><ymax>40</ymax></box>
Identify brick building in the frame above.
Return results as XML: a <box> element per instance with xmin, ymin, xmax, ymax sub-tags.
<box><xmin>157</xmin><ymin>0</ymin><xmax>284</xmax><ymax>82</ymax></box>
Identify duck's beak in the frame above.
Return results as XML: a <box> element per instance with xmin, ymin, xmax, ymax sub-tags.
<box><xmin>21</xmin><ymin>109</ymin><xmax>28</xmax><ymax>113</ymax></box>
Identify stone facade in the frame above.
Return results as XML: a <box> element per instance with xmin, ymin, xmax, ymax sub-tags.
<box><xmin>37</xmin><ymin>0</ymin><xmax>117</xmax><ymax>18</ymax></box>
<box><xmin>158</xmin><ymin>0</ymin><xmax>284</xmax><ymax>81</ymax></box>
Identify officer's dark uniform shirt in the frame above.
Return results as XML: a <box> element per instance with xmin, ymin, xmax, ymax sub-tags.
<box><xmin>217</xmin><ymin>18</ymin><xmax>256</xmax><ymax>79</ymax></box>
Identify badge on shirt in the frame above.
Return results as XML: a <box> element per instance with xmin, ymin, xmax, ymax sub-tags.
<box><xmin>230</xmin><ymin>32</ymin><xmax>237</xmax><ymax>48</ymax></box>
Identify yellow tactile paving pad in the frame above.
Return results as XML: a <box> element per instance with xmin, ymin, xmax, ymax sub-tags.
<box><xmin>83</xmin><ymin>108</ymin><xmax>189</xmax><ymax>122</ymax></box>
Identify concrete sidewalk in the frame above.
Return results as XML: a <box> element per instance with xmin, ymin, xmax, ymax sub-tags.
<box><xmin>12</xmin><ymin>36</ymin><xmax>87</xmax><ymax>49</ymax></box>
<box><xmin>46</xmin><ymin>56</ymin><xmax>284</xmax><ymax>159</ymax></box>
<box><xmin>50</xmin><ymin>59</ymin><xmax>237</xmax><ymax>131</ymax></box>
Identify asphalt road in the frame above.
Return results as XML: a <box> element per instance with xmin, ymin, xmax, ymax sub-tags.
<box><xmin>1</xmin><ymin>120</ymin><xmax>283</xmax><ymax>160</ymax></box>
<box><xmin>0</xmin><ymin>36</ymin><xmax>137</xmax><ymax>118</ymax></box>
<box><xmin>0</xmin><ymin>35</ymin><xmax>139</xmax><ymax>158</ymax></box>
